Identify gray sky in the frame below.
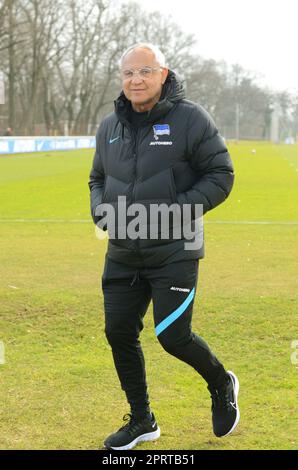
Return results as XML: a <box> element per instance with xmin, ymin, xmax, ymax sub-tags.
<box><xmin>126</xmin><ymin>0</ymin><xmax>297</xmax><ymax>93</ymax></box>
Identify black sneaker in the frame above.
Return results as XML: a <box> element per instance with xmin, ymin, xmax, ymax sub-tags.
<box><xmin>208</xmin><ymin>370</ymin><xmax>240</xmax><ymax>437</ymax></box>
<box><xmin>104</xmin><ymin>413</ymin><xmax>160</xmax><ymax>450</ymax></box>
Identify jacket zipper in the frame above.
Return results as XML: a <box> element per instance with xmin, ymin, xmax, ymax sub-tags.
<box><xmin>131</xmin><ymin>126</ymin><xmax>140</xmax><ymax>252</ymax></box>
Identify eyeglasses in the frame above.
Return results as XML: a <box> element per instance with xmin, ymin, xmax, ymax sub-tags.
<box><xmin>121</xmin><ymin>67</ymin><xmax>162</xmax><ymax>80</ymax></box>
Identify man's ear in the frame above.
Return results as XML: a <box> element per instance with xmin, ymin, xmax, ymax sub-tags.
<box><xmin>161</xmin><ymin>68</ymin><xmax>169</xmax><ymax>84</ymax></box>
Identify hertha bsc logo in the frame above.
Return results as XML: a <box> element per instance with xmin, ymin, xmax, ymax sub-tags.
<box><xmin>153</xmin><ymin>124</ymin><xmax>170</xmax><ymax>140</ymax></box>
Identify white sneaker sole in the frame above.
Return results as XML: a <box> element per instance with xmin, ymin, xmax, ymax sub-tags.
<box><xmin>220</xmin><ymin>370</ymin><xmax>240</xmax><ymax>437</ymax></box>
<box><xmin>108</xmin><ymin>427</ymin><xmax>161</xmax><ymax>450</ymax></box>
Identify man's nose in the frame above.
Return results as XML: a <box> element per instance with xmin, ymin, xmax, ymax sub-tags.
<box><xmin>131</xmin><ymin>74</ymin><xmax>143</xmax><ymax>84</ymax></box>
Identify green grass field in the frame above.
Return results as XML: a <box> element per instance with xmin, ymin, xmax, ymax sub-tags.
<box><xmin>0</xmin><ymin>142</ymin><xmax>297</xmax><ymax>450</ymax></box>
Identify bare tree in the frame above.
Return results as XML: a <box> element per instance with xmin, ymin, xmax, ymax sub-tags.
<box><xmin>0</xmin><ymin>0</ymin><xmax>27</xmax><ymax>129</ymax></box>
<box><xmin>274</xmin><ymin>91</ymin><xmax>293</xmax><ymax>140</ymax></box>
<box><xmin>290</xmin><ymin>94</ymin><xmax>298</xmax><ymax>139</ymax></box>
<box><xmin>0</xmin><ymin>0</ymin><xmax>9</xmax><ymax>51</ymax></box>
<box><xmin>45</xmin><ymin>0</ymin><xmax>133</xmax><ymax>135</ymax></box>
<box><xmin>16</xmin><ymin>0</ymin><xmax>66</xmax><ymax>134</ymax></box>
<box><xmin>0</xmin><ymin>0</ymin><xmax>295</xmax><ymax>139</ymax></box>
<box><xmin>185</xmin><ymin>58</ymin><xmax>226</xmax><ymax>114</ymax></box>
<box><xmin>210</xmin><ymin>63</ymin><xmax>273</xmax><ymax>139</ymax></box>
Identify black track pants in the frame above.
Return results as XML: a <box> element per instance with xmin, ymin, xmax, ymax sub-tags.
<box><xmin>102</xmin><ymin>255</ymin><xmax>228</xmax><ymax>415</ymax></box>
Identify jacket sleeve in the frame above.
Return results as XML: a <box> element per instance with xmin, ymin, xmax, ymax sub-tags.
<box><xmin>88</xmin><ymin>124</ymin><xmax>106</xmax><ymax>226</ymax></box>
<box><xmin>177</xmin><ymin>105</ymin><xmax>234</xmax><ymax>216</ymax></box>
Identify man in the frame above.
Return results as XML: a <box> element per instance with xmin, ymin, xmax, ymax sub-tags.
<box><xmin>89</xmin><ymin>43</ymin><xmax>240</xmax><ymax>450</ymax></box>
<box><xmin>3</xmin><ymin>127</ymin><xmax>12</xmax><ymax>136</ymax></box>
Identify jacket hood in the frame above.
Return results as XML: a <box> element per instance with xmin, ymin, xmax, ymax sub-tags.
<box><xmin>114</xmin><ymin>69</ymin><xmax>186</xmax><ymax>125</ymax></box>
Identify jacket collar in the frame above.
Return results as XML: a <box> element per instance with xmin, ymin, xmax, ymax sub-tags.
<box><xmin>114</xmin><ymin>69</ymin><xmax>185</xmax><ymax>126</ymax></box>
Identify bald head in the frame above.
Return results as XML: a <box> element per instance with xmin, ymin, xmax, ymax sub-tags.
<box><xmin>119</xmin><ymin>43</ymin><xmax>167</xmax><ymax>69</ymax></box>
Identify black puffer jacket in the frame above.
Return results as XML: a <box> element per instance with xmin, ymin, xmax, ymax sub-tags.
<box><xmin>88</xmin><ymin>70</ymin><xmax>234</xmax><ymax>267</ymax></box>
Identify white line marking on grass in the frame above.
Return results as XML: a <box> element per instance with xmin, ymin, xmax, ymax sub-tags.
<box><xmin>205</xmin><ymin>220</ymin><xmax>298</xmax><ymax>225</ymax></box>
<box><xmin>0</xmin><ymin>218</ymin><xmax>91</xmax><ymax>223</ymax></box>
<box><xmin>0</xmin><ymin>219</ymin><xmax>298</xmax><ymax>225</ymax></box>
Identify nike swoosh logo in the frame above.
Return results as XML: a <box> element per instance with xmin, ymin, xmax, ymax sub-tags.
<box><xmin>109</xmin><ymin>136</ymin><xmax>120</xmax><ymax>144</ymax></box>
